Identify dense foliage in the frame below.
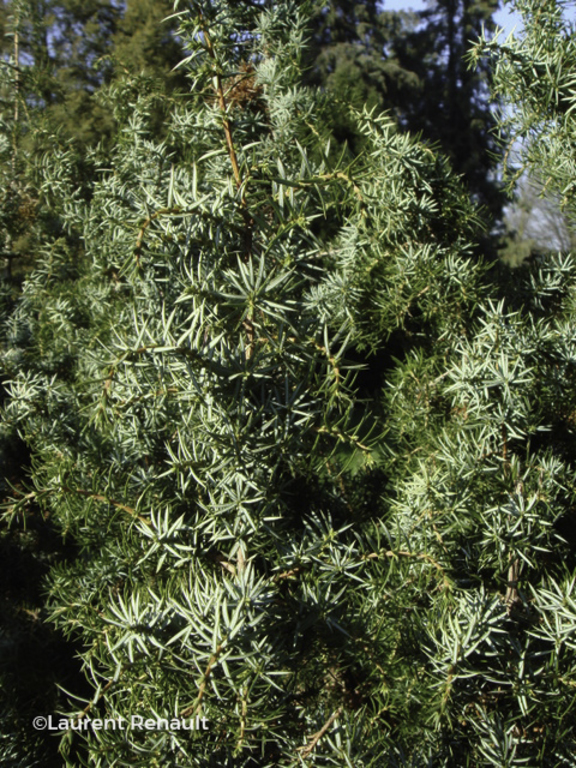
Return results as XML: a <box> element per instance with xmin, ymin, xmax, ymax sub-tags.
<box><xmin>303</xmin><ymin>0</ymin><xmax>505</xmax><ymax>226</ymax></box>
<box><xmin>1</xmin><ymin>0</ymin><xmax>576</xmax><ymax>766</ymax></box>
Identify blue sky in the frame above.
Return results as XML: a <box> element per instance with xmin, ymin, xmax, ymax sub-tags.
<box><xmin>381</xmin><ymin>1</ymin><xmax>524</xmax><ymax>36</ymax></box>
<box><xmin>382</xmin><ymin>1</ymin><xmax>576</xmax><ymax>35</ymax></box>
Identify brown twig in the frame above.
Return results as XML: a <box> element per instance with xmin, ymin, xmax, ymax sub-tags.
<box><xmin>242</xmin><ymin>318</ymin><xmax>255</xmax><ymax>360</ymax></box>
<box><xmin>315</xmin><ymin>425</ymin><xmax>372</xmax><ymax>454</ymax></box>
<box><xmin>505</xmin><ymin>557</ymin><xmax>521</xmax><ymax>611</ymax></box>
<box><xmin>365</xmin><ymin>549</ymin><xmax>451</xmax><ymax>589</ymax></box>
<box><xmin>235</xmin><ymin>689</ymin><xmax>249</xmax><ymax>755</ymax></box>
<box><xmin>310</xmin><ymin>340</ymin><xmax>341</xmax><ymax>385</ymax></box>
<box><xmin>502</xmin><ymin>423</ymin><xmax>508</xmax><ymax>471</ymax></box>
<box><xmin>181</xmin><ymin>643</ymin><xmax>224</xmax><ymax>717</ymax></box>
<box><xmin>274</xmin><ymin>566</ymin><xmax>302</xmax><ymax>581</ymax></box>
<box><xmin>200</xmin><ymin>16</ymin><xmax>244</xmax><ymax>196</ymax></box>
<box><xmin>60</xmin><ymin>486</ymin><xmax>151</xmax><ymax>527</ymax></box>
<box><xmin>298</xmin><ymin>706</ymin><xmax>343</xmax><ymax>759</ymax></box>
<box><xmin>199</xmin><ymin>9</ymin><xmax>255</xmax><ymax>296</ymax></box>
<box><xmin>75</xmin><ymin>678</ymin><xmax>115</xmax><ymax>723</ymax></box>
<box><xmin>134</xmin><ymin>207</ymin><xmax>187</xmax><ymax>266</ymax></box>
<box><xmin>12</xmin><ymin>14</ymin><xmax>19</xmax><ymax>175</ymax></box>
<box><xmin>324</xmin><ymin>172</ymin><xmax>363</xmax><ymax>203</ymax></box>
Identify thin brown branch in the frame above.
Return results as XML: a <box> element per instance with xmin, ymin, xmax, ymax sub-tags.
<box><xmin>274</xmin><ymin>566</ymin><xmax>302</xmax><ymax>581</ymax></box>
<box><xmin>324</xmin><ymin>172</ymin><xmax>363</xmax><ymax>202</ymax></box>
<box><xmin>505</xmin><ymin>557</ymin><xmax>521</xmax><ymax>611</ymax></box>
<box><xmin>298</xmin><ymin>706</ymin><xmax>343</xmax><ymax>759</ymax></box>
<box><xmin>199</xmin><ymin>12</ymin><xmax>255</xmax><ymax>271</ymax></box>
<box><xmin>113</xmin><ymin>387</ymin><xmax>179</xmax><ymax>409</ymax></box>
<box><xmin>242</xmin><ymin>318</ymin><xmax>255</xmax><ymax>360</ymax></box>
<box><xmin>325</xmin><ymin>460</ymin><xmax>354</xmax><ymax>513</ymax></box>
<box><xmin>60</xmin><ymin>486</ymin><xmax>151</xmax><ymax>527</ymax></box>
<box><xmin>365</xmin><ymin>549</ymin><xmax>451</xmax><ymax>589</ymax></box>
<box><xmin>180</xmin><ymin>643</ymin><xmax>224</xmax><ymax>717</ymax></box>
<box><xmin>12</xmin><ymin>19</ymin><xmax>19</xmax><ymax>175</ymax></box>
<box><xmin>310</xmin><ymin>340</ymin><xmax>341</xmax><ymax>385</ymax></box>
<box><xmin>76</xmin><ymin>678</ymin><xmax>115</xmax><ymax>722</ymax></box>
<box><xmin>134</xmin><ymin>207</ymin><xmax>186</xmax><ymax>265</ymax></box>
<box><xmin>199</xmin><ymin>16</ymin><xmax>243</xmax><ymax>194</ymax></box>
<box><xmin>502</xmin><ymin>423</ymin><xmax>508</xmax><ymax>471</ymax></box>
<box><xmin>315</xmin><ymin>425</ymin><xmax>372</xmax><ymax>453</ymax></box>
<box><xmin>235</xmin><ymin>689</ymin><xmax>249</xmax><ymax>755</ymax></box>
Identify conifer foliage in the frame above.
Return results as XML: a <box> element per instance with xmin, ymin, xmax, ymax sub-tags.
<box><xmin>1</xmin><ymin>1</ymin><xmax>576</xmax><ymax>766</ymax></box>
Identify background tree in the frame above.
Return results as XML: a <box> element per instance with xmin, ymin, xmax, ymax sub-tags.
<box><xmin>0</xmin><ymin>0</ymin><xmax>189</xmax><ymax>283</ymax></box>
<box><xmin>0</xmin><ymin>0</ymin><xmax>119</xmax><ymax>145</ymax></box>
<box><xmin>0</xmin><ymin>0</ymin><xmax>188</xmax><ymax>144</ymax></box>
<box><xmin>304</xmin><ymin>0</ymin><xmax>506</xmax><ymax>232</ymax></box>
<box><xmin>302</xmin><ymin>1</ymin><xmax>421</xmax><ymax>113</ymax></box>
<box><xmin>394</xmin><ymin>0</ymin><xmax>504</xmax><ymax>220</ymax></box>
<box><xmin>500</xmin><ymin>174</ymin><xmax>576</xmax><ymax>266</ymax></box>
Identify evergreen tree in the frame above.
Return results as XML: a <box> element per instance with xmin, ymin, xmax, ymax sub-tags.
<box><xmin>1</xmin><ymin>0</ymin><xmax>576</xmax><ymax>766</ymax></box>
<box><xmin>0</xmin><ymin>0</ymin><xmax>480</xmax><ymax>764</ymax></box>
<box><xmin>112</xmin><ymin>0</ymin><xmax>187</xmax><ymax>79</ymax></box>
<box><xmin>303</xmin><ymin>1</ymin><xmax>420</xmax><ymax>115</ymax></box>
<box><xmin>304</xmin><ymin>0</ymin><xmax>506</xmax><ymax>229</ymax></box>
<box><xmin>0</xmin><ymin>0</ymin><xmax>188</xmax><ymax>280</ymax></box>
<box><xmin>393</xmin><ymin>0</ymin><xmax>505</xmax><ymax>222</ymax></box>
<box><xmin>0</xmin><ymin>0</ymin><xmax>120</xmax><ymax>144</ymax></box>
<box><xmin>0</xmin><ymin>0</ymin><xmax>188</xmax><ymax>146</ymax></box>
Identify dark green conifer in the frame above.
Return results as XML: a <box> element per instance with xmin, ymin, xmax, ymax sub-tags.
<box><xmin>1</xmin><ymin>1</ymin><xmax>576</xmax><ymax>765</ymax></box>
